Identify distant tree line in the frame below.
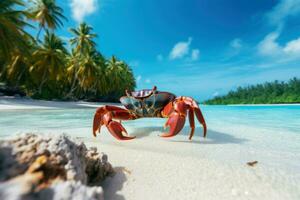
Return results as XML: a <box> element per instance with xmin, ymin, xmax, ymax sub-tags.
<box><xmin>0</xmin><ymin>0</ymin><xmax>136</xmax><ymax>101</ymax></box>
<box><xmin>204</xmin><ymin>77</ymin><xmax>300</xmax><ymax>104</ymax></box>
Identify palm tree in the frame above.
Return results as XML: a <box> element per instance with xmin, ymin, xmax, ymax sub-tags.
<box><xmin>69</xmin><ymin>22</ymin><xmax>108</xmax><ymax>99</ymax></box>
<box><xmin>65</xmin><ymin>50</ymin><xmax>80</xmax><ymax>98</ymax></box>
<box><xmin>69</xmin><ymin>23</ymin><xmax>97</xmax><ymax>55</ymax></box>
<box><xmin>105</xmin><ymin>56</ymin><xmax>127</xmax><ymax>99</ymax></box>
<box><xmin>105</xmin><ymin>56</ymin><xmax>136</xmax><ymax>98</ymax></box>
<box><xmin>2</xmin><ymin>50</ymin><xmax>31</xmax><ymax>87</ymax></box>
<box><xmin>92</xmin><ymin>50</ymin><xmax>108</xmax><ymax>95</ymax></box>
<box><xmin>106</xmin><ymin>56</ymin><xmax>123</xmax><ymax>77</ymax></box>
<box><xmin>29</xmin><ymin>0</ymin><xmax>66</xmax><ymax>40</ymax></box>
<box><xmin>76</xmin><ymin>49</ymin><xmax>103</xmax><ymax>93</ymax></box>
<box><xmin>30</xmin><ymin>31</ymin><xmax>68</xmax><ymax>95</ymax></box>
<box><xmin>120</xmin><ymin>62</ymin><xmax>136</xmax><ymax>91</ymax></box>
<box><xmin>66</xmin><ymin>49</ymin><xmax>108</xmax><ymax>99</ymax></box>
<box><xmin>106</xmin><ymin>56</ymin><xmax>124</xmax><ymax>87</ymax></box>
<box><xmin>0</xmin><ymin>0</ymin><xmax>32</xmax><ymax>60</ymax></box>
<box><xmin>0</xmin><ymin>1</ymin><xmax>137</xmax><ymax>101</ymax></box>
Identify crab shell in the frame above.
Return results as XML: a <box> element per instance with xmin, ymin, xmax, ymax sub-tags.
<box><xmin>120</xmin><ymin>87</ymin><xmax>176</xmax><ymax>118</ymax></box>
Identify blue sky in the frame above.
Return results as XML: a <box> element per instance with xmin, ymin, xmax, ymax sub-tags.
<box><xmin>33</xmin><ymin>0</ymin><xmax>300</xmax><ymax>100</ymax></box>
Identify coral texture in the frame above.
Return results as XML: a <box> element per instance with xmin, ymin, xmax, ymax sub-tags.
<box><xmin>0</xmin><ymin>134</ymin><xmax>113</xmax><ymax>200</ymax></box>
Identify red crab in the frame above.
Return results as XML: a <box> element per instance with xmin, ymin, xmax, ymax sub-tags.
<box><xmin>93</xmin><ymin>86</ymin><xmax>207</xmax><ymax>141</ymax></box>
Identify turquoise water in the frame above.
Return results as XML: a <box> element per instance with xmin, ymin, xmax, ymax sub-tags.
<box><xmin>205</xmin><ymin>105</ymin><xmax>300</xmax><ymax>134</ymax></box>
<box><xmin>0</xmin><ymin>105</ymin><xmax>299</xmax><ymax>137</ymax></box>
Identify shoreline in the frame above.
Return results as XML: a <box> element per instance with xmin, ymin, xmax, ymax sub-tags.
<box><xmin>226</xmin><ymin>103</ymin><xmax>300</xmax><ymax>106</ymax></box>
<box><xmin>0</xmin><ymin>96</ymin><xmax>120</xmax><ymax>110</ymax></box>
<box><xmin>1</xmin><ymin>96</ymin><xmax>300</xmax><ymax>111</ymax></box>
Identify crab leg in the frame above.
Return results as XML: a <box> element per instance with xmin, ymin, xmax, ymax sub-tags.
<box><xmin>161</xmin><ymin>96</ymin><xmax>207</xmax><ymax>139</ymax></box>
<box><xmin>182</xmin><ymin>97</ymin><xmax>207</xmax><ymax>138</ymax></box>
<box><xmin>93</xmin><ymin>105</ymin><xmax>136</xmax><ymax>140</ymax></box>
<box><xmin>188</xmin><ymin>109</ymin><xmax>195</xmax><ymax>140</ymax></box>
<box><xmin>194</xmin><ymin>106</ymin><xmax>207</xmax><ymax>137</ymax></box>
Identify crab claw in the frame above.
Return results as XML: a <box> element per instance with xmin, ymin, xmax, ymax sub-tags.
<box><xmin>107</xmin><ymin>121</ymin><xmax>136</xmax><ymax>140</ymax></box>
<box><xmin>93</xmin><ymin>112</ymin><xmax>102</xmax><ymax>137</ymax></box>
<box><xmin>160</xmin><ymin>112</ymin><xmax>186</xmax><ymax>138</ymax></box>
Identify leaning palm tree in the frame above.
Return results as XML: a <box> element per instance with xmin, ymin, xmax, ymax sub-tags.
<box><xmin>69</xmin><ymin>23</ymin><xmax>97</xmax><ymax>55</ymax></box>
<box><xmin>29</xmin><ymin>0</ymin><xmax>66</xmax><ymax>40</ymax></box>
<box><xmin>65</xmin><ymin>50</ymin><xmax>80</xmax><ymax>98</ymax></box>
<box><xmin>69</xmin><ymin>23</ymin><xmax>108</xmax><ymax>98</ymax></box>
<box><xmin>30</xmin><ymin>31</ymin><xmax>68</xmax><ymax>95</ymax></box>
<box><xmin>2</xmin><ymin>49</ymin><xmax>32</xmax><ymax>87</ymax></box>
<box><xmin>0</xmin><ymin>0</ymin><xmax>32</xmax><ymax>60</ymax></box>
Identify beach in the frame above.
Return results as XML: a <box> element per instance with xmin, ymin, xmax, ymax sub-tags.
<box><xmin>1</xmin><ymin>97</ymin><xmax>300</xmax><ymax>200</ymax></box>
<box><xmin>2</xmin><ymin>0</ymin><xmax>300</xmax><ymax>199</ymax></box>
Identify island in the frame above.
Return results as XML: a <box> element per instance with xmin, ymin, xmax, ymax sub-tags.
<box><xmin>204</xmin><ymin>77</ymin><xmax>300</xmax><ymax>105</ymax></box>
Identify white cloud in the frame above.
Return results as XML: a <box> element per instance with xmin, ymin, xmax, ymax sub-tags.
<box><xmin>230</xmin><ymin>38</ymin><xmax>242</xmax><ymax>49</ymax></box>
<box><xmin>283</xmin><ymin>38</ymin><xmax>300</xmax><ymax>55</ymax></box>
<box><xmin>156</xmin><ymin>54</ymin><xmax>163</xmax><ymax>61</ymax></box>
<box><xmin>136</xmin><ymin>75</ymin><xmax>142</xmax><ymax>82</ymax></box>
<box><xmin>190</xmin><ymin>49</ymin><xmax>200</xmax><ymax>61</ymax></box>
<box><xmin>258</xmin><ymin>31</ymin><xmax>300</xmax><ymax>59</ymax></box>
<box><xmin>169</xmin><ymin>37</ymin><xmax>192</xmax><ymax>60</ymax></box>
<box><xmin>168</xmin><ymin>37</ymin><xmax>201</xmax><ymax>62</ymax></box>
<box><xmin>145</xmin><ymin>79</ymin><xmax>151</xmax><ymax>84</ymax></box>
<box><xmin>258</xmin><ymin>32</ymin><xmax>281</xmax><ymax>56</ymax></box>
<box><xmin>70</xmin><ymin>0</ymin><xmax>98</xmax><ymax>23</ymax></box>
<box><xmin>266</xmin><ymin>0</ymin><xmax>300</xmax><ymax>26</ymax></box>
<box><xmin>257</xmin><ymin>0</ymin><xmax>300</xmax><ymax>61</ymax></box>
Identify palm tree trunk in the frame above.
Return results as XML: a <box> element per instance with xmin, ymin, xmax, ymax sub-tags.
<box><xmin>15</xmin><ymin>67</ymin><xmax>26</xmax><ymax>88</ymax></box>
<box><xmin>38</xmin><ymin>68</ymin><xmax>47</xmax><ymax>94</ymax></box>
<box><xmin>91</xmin><ymin>81</ymin><xmax>98</xmax><ymax>94</ymax></box>
<box><xmin>66</xmin><ymin>70</ymin><xmax>79</xmax><ymax>98</ymax></box>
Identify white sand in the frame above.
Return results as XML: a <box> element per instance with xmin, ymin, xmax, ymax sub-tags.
<box><xmin>1</xmin><ymin>97</ymin><xmax>300</xmax><ymax>200</ymax></box>
<box><xmin>81</xmin><ymin>123</ymin><xmax>300</xmax><ymax>200</ymax></box>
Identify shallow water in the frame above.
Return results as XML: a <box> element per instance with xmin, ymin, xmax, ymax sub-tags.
<box><xmin>0</xmin><ymin>105</ymin><xmax>299</xmax><ymax>136</ymax></box>
<box><xmin>1</xmin><ymin>104</ymin><xmax>300</xmax><ymax>169</ymax></box>
<box><xmin>2</xmin><ymin>104</ymin><xmax>300</xmax><ymax>169</ymax></box>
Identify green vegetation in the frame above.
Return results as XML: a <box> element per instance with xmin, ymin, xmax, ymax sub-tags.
<box><xmin>204</xmin><ymin>78</ymin><xmax>300</xmax><ymax>105</ymax></box>
<box><xmin>0</xmin><ymin>0</ymin><xmax>136</xmax><ymax>101</ymax></box>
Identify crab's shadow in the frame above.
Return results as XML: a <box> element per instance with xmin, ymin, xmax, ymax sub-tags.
<box><xmin>131</xmin><ymin>126</ymin><xmax>247</xmax><ymax>144</ymax></box>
